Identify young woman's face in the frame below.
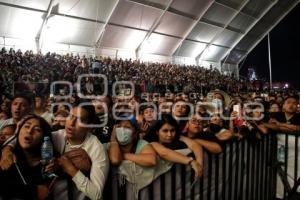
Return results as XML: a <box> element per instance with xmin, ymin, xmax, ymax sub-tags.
<box><xmin>174</xmin><ymin>101</ymin><xmax>187</xmax><ymax>117</ymax></box>
<box><xmin>18</xmin><ymin>118</ymin><xmax>43</xmax><ymax>150</ymax></box>
<box><xmin>157</xmin><ymin>123</ymin><xmax>176</xmax><ymax>144</ymax></box>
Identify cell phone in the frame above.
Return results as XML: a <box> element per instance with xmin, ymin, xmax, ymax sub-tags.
<box><xmin>233</xmin><ymin>104</ymin><xmax>241</xmax><ymax>115</ymax></box>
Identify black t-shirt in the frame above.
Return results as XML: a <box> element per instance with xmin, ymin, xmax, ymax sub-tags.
<box><xmin>272</xmin><ymin>112</ymin><xmax>300</xmax><ymax>125</ymax></box>
<box><xmin>93</xmin><ymin>115</ymin><xmax>114</xmax><ymax>144</ymax></box>
<box><xmin>162</xmin><ymin>140</ymin><xmax>187</xmax><ymax>150</ymax></box>
<box><xmin>0</xmin><ymin>159</ymin><xmax>44</xmax><ymax>199</ymax></box>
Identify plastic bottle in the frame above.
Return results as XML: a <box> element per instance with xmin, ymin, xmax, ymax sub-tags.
<box><xmin>41</xmin><ymin>136</ymin><xmax>53</xmax><ymax>165</ymax></box>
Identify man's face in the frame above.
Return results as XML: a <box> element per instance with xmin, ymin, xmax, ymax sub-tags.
<box><xmin>11</xmin><ymin>97</ymin><xmax>30</xmax><ymax>121</ymax></box>
<box><xmin>283</xmin><ymin>98</ymin><xmax>298</xmax><ymax>114</ymax></box>
<box><xmin>35</xmin><ymin>97</ymin><xmax>43</xmax><ymax>109</ymax></box>
<box><xmin>174</xmin><ymin>101</ymin><xmax>188</xmax><ymax>118</ymax></box>
<box><xmin>65</xmin><ymin>107</ymin><xmax>90</xmax><ymax>142</ymax></box>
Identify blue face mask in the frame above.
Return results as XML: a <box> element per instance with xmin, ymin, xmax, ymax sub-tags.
<box><xmin>116</xmin><ymin>127</ymin><xmax>133</xmax><ymax>146</ymax></box>
<box><xmin>212</xmin><ymin>99</ymin><xmax>223</xmax><ymax>109</ymax></box>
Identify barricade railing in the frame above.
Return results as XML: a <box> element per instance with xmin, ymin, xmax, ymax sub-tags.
<box><xmin>275</xmin><ymin>132</ymin><xmax>300</xmax><ymax>199</ymax></box>
<box><xmin>103</xmin><ymin>134</ymin><xmax>293</xmax><ymax>200</ymax></box>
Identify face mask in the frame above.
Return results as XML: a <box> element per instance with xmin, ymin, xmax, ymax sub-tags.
<box><xmin>116</xmin><ymin>127</ymin><xmax>133</xmax><ymax>146</ymax></box>
<box><xmin>209</xmin><ymin>123</ymin><xmax>222</xmax><ymax>134</ymax></box>
<box><xmin>212</xmin><ymin>99</ymin><xmax>223</xmax><ymax>109</ymax></box>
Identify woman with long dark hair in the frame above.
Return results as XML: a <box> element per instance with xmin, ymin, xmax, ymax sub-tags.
<box><xmin>145</xmin><ymin>114</ymin><xmax>203</xmax><ymax>178</ymax></box>
<box><xmin>0</xmin><ymin>114</ymin><xmax>55</xmax><ymax>199</ymax></box>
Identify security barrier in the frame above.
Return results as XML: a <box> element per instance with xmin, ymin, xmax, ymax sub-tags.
<box><xmin>103</xmin><ymin>134</ymin><xmax>297</xmax><ymax>200</ymax></box>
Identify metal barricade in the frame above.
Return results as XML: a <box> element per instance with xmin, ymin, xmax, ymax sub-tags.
<box><xmin>103</xmin><ymin>134</ymin><xmax>299</xmax><ymax>200</ymax></box>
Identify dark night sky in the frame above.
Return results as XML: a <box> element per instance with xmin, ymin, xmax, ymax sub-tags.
<box><xmin>239</xmin><ymin>3</ymin><xmax>300</xmax><ymax>88</ymax></box>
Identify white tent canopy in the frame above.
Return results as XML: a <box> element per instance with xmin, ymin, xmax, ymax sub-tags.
<box><xmin>0</xmin><ymin>0</ymin><xmax>299</xmax><ymax>66</ymax></box>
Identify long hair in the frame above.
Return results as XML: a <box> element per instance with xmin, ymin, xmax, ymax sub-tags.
<box><xmin>14</xmin><ymin>114</ymin><xmax>53</xmax><ymax>166</ymax></box>
<box><xmin>145</xmin><ymin>114</ymin><xmax>180</xmax><ymax>143</ymax></box>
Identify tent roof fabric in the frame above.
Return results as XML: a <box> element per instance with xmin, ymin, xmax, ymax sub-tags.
<box><xmin>0</xmin><ymin>0</ymin><xmax>298</xmax><ymax>64</ymax></box>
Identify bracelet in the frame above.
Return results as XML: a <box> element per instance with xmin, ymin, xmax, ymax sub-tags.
<box><xmin>110</xmin><ymin>141</ymin><xmax>118</xmax><ymax>144</ymax></box>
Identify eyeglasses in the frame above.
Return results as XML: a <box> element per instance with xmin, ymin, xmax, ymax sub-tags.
<box><xmin>190</xmin><ymin>118</ymin><xmax>202</xmax><ymax>125</ymax></box>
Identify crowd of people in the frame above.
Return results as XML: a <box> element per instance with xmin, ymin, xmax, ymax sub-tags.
<box><xmin>0</xmin><ymin>47</ymin><xmax>254</xmax><ymax>97</ymax></box>
<box><xmin>0</xmin><ymin>48</ymin><xmax>300</xmax><ymax>199</ymax></box>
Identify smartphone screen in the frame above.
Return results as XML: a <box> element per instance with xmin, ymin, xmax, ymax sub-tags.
<box><xmin>233</xmin><ymin>104</ymin><xmax>240</xmax><ymax>115</ymax></box>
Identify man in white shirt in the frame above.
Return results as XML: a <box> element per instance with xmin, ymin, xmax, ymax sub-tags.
<box><xmin>52</xmin><ymin>104</ymin><xmax>109</xmax><ymax>200</ymax></box>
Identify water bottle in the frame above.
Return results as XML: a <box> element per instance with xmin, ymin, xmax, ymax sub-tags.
<box><xmin>41</xmin><ymin>136</ymin><xmax>54</xmax><ymax>178</ymax></box>
<box><xmin>277</xmin><ymin>145</ymin><xmax>285</xmax><ymax>163</ymax></box>
<box><xmin>41</xmin><ymin>136</ymin><xmax>53</xmax><ymax>164</ymax></box>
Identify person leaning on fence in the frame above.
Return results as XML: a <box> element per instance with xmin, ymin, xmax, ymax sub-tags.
<box><xmin>264</xmin><ymin>95</ymin><xmax>300</xmax><ymax>133</ymax></box>
<box><xmin>108</xmin><ymin>119</ymin><xmax>157</xmax><ymax>167</ymax></box>
<box><xmin>51</xmin><ymin>104</ymin><xmax>109</xmax><ymax>200</ymax></box>
<box><xmin>0</xmin><ymin>114</ymin><xmax>57</xmax><ymax>200</ymax></box>
<box><xmin>229</xmin><ymin>105</ymin><xmax>269</xmax><ymax>141</ymax></box>
<box><xmin>205</xmin><ymin>113</ymin><xmax>233</xmax><ymax>141</ymax></box>
<box><xmin>183</xmin><ymin>114</ymin><xmax>223</xmax><ymax>154</ymax></box>
<box><xmin>144</xmin><ymin>114</ymin><xmax>203</xmax><ymax>178</ymax></box>
<box><xmin>263</xmin><ymin>95</ymin><xmax>300</xmax><ymax>199</ymax></box>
